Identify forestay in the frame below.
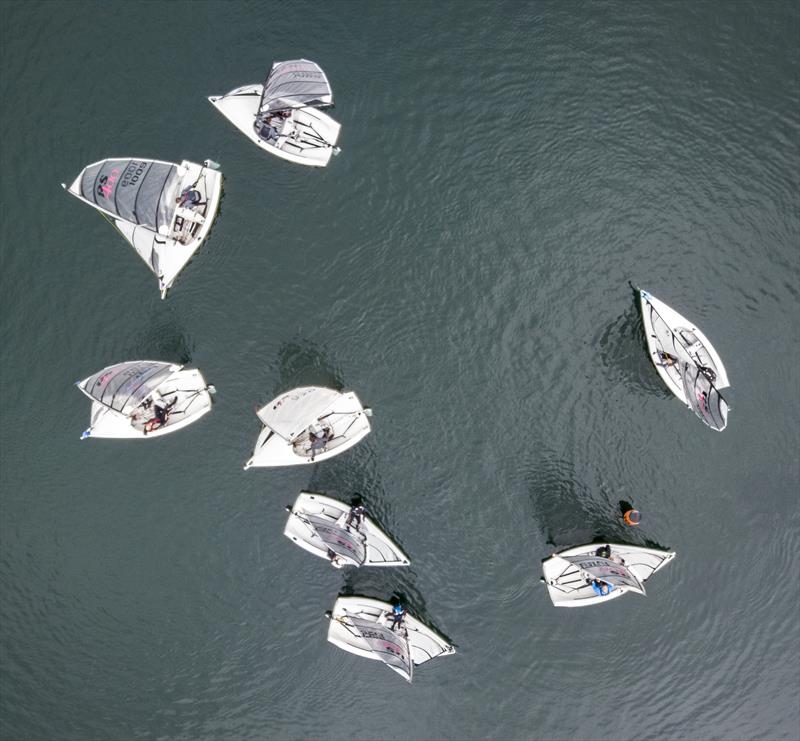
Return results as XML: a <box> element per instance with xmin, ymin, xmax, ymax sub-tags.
<box><xmin>79</xmin><ymin>361</ymin><xmax>174</xmax><ymax>415</ymax></box>
<box><xmin>304</xmin><ymin>514</ymin><xmax>366</xmax><ymax>565</ymax></box>
<box><xmin>259</xmin><ymin>59</ymin><xmax>333</xmax><ymax>114</ymax></box>
<box><xmin>256</xmin><ymin>387</ymin><xmax>341</xmax><ymax>441</ymax></box>
<box><xmin>561</xmin><ymin>554</ymin><xmax>646</xmax><ymax>594</ymax></box>
<box><xmin>80</xmin><ymin>159</ymin><xmax>180</xmax><ymax>234</ymax></box>
<box><xmin>681</xmin><ymin>362</ymin><xmax>729</xmax><ymax>431</ymax></box>
<box><xmin>347</xmin><ymin>614</ymin><xmax>413</xmax><ymax>682</ymax></box>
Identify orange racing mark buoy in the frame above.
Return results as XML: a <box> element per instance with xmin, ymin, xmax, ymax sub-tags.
<box><xmin>623</xmin><ymin>509</ymin><xmax>641</xmax><ymax>526</ymax></box>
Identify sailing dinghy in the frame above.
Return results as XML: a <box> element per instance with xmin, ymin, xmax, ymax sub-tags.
<box><xmin>326</xmin><ymin>596</ymin><xmax>455</xmax><ymax>683</ymax></box>
<box><xmin>244</xmin><ymin>387</ymin><xmax>371</xmax><ymax>468</ymax></box>
<box><xmin>541</xmin><ymin>543</ymin><xmax>675</xmax><ymax>607</ymax></box>
<box><xmin>208</xmin><ymin>59</ymin><xmax>340</xmax><ymax>167</ymax></box>
<box><xmin>284</xmin><ymin>492</ymin><xmax>410</xmax><ymax>568</ymax></box>
<box><xmin>63</xmin><ymin>158</ymin><xmax>223</xmax><ymax>298</ymax></box>
<box><xmin>639</xmin><ymin>289</ymin><xmax>731</xmax><ymax>431</ymax></box>
<box><xmin>76</xmin><ymin>361</ymin><xmax>215</xmax><ymax>439</ymax></box>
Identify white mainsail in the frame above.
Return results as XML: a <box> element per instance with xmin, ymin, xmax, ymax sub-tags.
<box><xmin>559</xmin><ymin>554</ymin><xmax>646</xmax><ymax>595</ymax></box>
<box><xmin>78</xmin><ymin>361</ymin><xmax>174</xmax><ymax>415</ymax></box>
<box><xmin>63</xmin><ymin>158</ymin><xmax>222</xmax><ymax>297</ymax></box>
<box><xmin>303</xmin><ymin>514</ymin><xmax>367</xmax><ymax>565</ymax></box>
<box><xmin>256</xmin><ymin>386</ymin><xmax>342</xmax><ymax>441</ymax></box>
<box><xmin>345</xmin><ymin>613</ymin><xmax>414</xmax><ymax>682</ymax></box>
<box><xmin>680</xmin><ymin>362</ymin><xmax>729</xmax><ymax>431</ymax></box>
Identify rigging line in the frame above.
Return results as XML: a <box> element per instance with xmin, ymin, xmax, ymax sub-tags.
<box><xmin>303</xmin><ymin>121</ymin><xmax>334</xmax><ymax>148</ymax></box>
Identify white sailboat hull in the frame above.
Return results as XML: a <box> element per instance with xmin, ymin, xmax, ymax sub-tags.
<box><xmin>79</xmin><ymin>366</ymin><xmax>213</xmax><ymax>439</ymax></box>
<box><xmin>208</xmin><ymin>85</ymin><xmax>340</xmax><ymax>167</ymax></box>
<box><xmin>244</xmin><ymin>389</ymin><xmax>371</xmax><ymax>468</ymax></box>
<box><xmin>327</xmin><ymin>596</ymin><xmax>455</xmax><ymax>667</ymax></box>
<box><xmin>63</xmin><ymin>158</ymin><xmax>223</xmax><ymax>298</ymax></box>
<box><xmin>284</xmin><ymin>492</ymin><xmax>411</xmax><ymax>567</ymax></box>
<box><xmin>542</xmin><ymin>543</ymin><xmax>675</xmax><ymax>607</ymax></box>
<box><xmin>639</xmin><ymin>289</ymin><xmax>730</xmax><ymax>404</ymax></box>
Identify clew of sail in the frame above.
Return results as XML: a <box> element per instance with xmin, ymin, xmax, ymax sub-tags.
<box><xmin>304</xmin><ymin>514</ymin><xmax>366</xmax><ymax>565</ymax></box>
<box><xmin>561</xmin><ymin>555</ymin><xmax>646</xmax><ymax>595</ymax></box>
<box><xmin>79</xmin><ymin>361</ymin><xmax>174</xmax><ymax>416</ymax></box>
<box><xmin>680</xmin><ymin>362</ymin><xmax>729</xmax><ymax>431</ymax></box>
<box><xmin>346</xmin><ymin>613</ymin><xmax>413</xmax><ymax>682</ymax></box>
<box><xmin>259</xmin><ymin>59</ymin><xmax>333</xmax><ymax>114</ymax></box>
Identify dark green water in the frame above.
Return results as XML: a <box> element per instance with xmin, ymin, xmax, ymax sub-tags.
<box><xmin>1</xmin><ymin>2</ymin><xmax>798</xmax><ymax>739</ymax></box>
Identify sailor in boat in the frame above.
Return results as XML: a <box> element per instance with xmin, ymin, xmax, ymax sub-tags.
<box><xmin>174</xmin><ymin>186</ymin><xmax>205</xmax><ymax>244</ymax></box>
<box><xmin>589</xmin><ymin>579</ymin><xmax>613</xmax><ymax>596</ymax></box>
<box><xmin>346</xmin><ymin>504</ymin><xmax>366</xmax><ymax>533</ymax></box>
<box><xmin>326</xmin><ymin>548</ymin><xmax>345</xmax><ymax>569</ymax></box>
<box><xmin>595</xmin><ymin>544</ymin><xmax>625</xmax><ymax>565</ymax></box>
<box><xmin>657</xmin><ymin>350</ymin><xmax>678</xmax><ymax>367</ymax></box>
<box><xmin>308</xmin><ymin>424</ymin><xmax>334</xmax><ymax>461</ymax></box>
<box><xmin>177</xmin><ymin>187</ymin><xmax>202</xmax><ymax>208</ymax></box>
<box><xmin>258</xmin><ymin>114</ymin><xmax>281</xmax><ymax>142</ymax></box>
<box><xmin>387</xmin><ymin>603</ymin><xmax>406</xmax><ymax>632</ymax></box>
<box><xmin>144</xmin><ymin>396</ymin><xmax>177</xmax><ymax>435</ymax></box>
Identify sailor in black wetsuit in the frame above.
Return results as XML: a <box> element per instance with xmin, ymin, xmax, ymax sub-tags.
<box><xmin>144</xmin><ymin>396</ymin><xmax>177</xmax><ymax>435</ymax></box>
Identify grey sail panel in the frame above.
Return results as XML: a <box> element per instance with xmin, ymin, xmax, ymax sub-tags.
<box><xmin>79</xmin><ymin>159</ymin><xmax>180</xmax><ymax>232</ymax></box>
<box><xmin>259</xmin><ymin>60</ymin><xmax>333</xmax><ymax>113</ymax></box>
<box><xmin>81</xmin><ymin>361</ymin><xmax>174</xmax><ymax>415</ymax></box>
<box><xmin>347</xmin><ymin>615</ymin><xmax>413</xmax><ymax>681</ymax></box>
<box><xmin>305</xmin><ymin>514</ymin><xmax>366</xmax><ymax>565</ymax></box>
<box><xmin>563</xmin><ymin>555</ymin><xmax>646</xmax><ymax>594</ymax></box>
<box><xmin>680</xmin><ymin>363</ymin><xmax>728</xmax><ymax>431</ymax></box>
